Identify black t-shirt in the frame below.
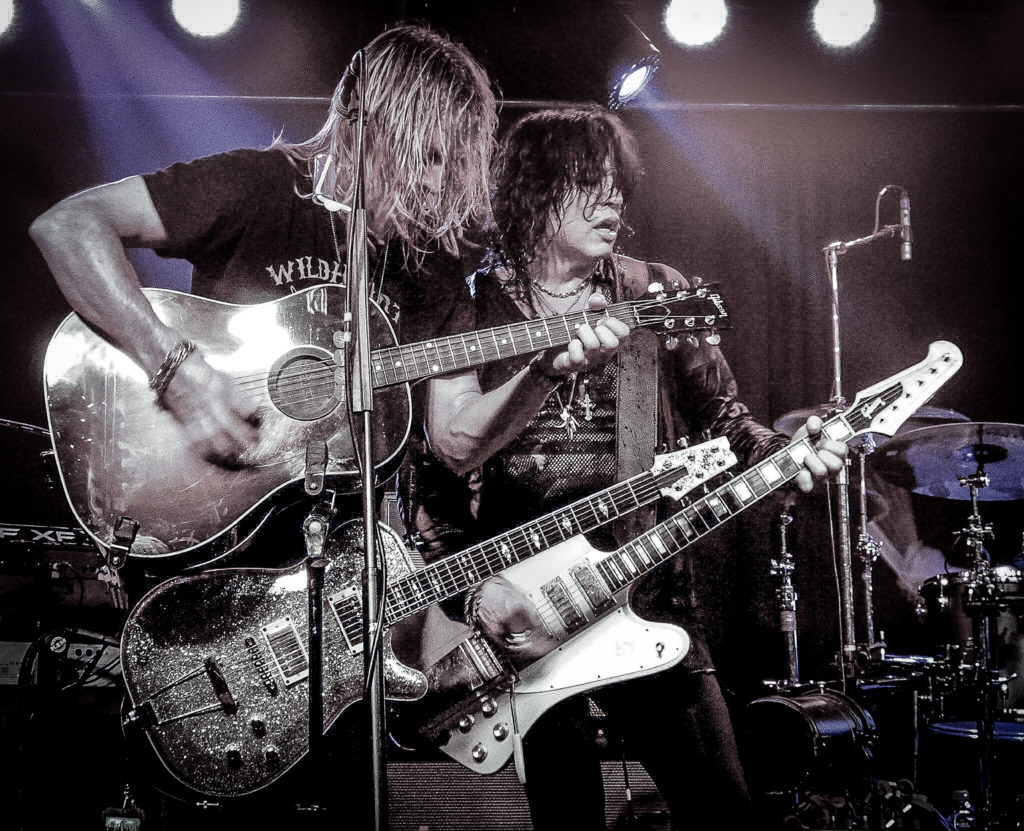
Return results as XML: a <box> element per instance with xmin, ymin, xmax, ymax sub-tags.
<box><xmin>142</xmin><ymin>147</ymin><xmax>472</xmax><ymax>346</ymax></box>
<box><xmin>133</xmin><ymin>148</ymin><xmax>475</xmax><ymax>581</ymax></box>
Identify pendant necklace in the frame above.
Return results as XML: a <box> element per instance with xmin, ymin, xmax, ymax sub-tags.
<box><xmin>527</xmin><ymin>276</ymin><xmax>599</xmax><ymax>440</ymax></box>
<box><xmin>553</xmin><ymin>374</ymin><xmax>580</xmax><ymax>439</ymax></box>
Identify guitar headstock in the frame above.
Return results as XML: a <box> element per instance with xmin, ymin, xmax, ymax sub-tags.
<box><xmin>844</xmin><ymin>341</ymin><xmax>964</xmax><ymax>440</ymax></box>
<box><xmin>631</xmin><ymin>281</ymin><xmax>732</xmax><ymax>347</ymax></box>
<box><xmin>651</xmin><ymin>436</ymin><xmax>738</xmax><ymax>501</ymax></box>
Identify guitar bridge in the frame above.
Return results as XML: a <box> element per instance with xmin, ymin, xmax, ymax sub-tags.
<box><xmin>414</xmin><ymin>632</ymin><xmax>516</xmax><ymax>745</ymax></box>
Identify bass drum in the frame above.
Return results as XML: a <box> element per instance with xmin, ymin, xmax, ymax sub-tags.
<box><xmin>742</xmin><ymin>688</ymin><xmax>877</xmax><ymax>797</ymax></box>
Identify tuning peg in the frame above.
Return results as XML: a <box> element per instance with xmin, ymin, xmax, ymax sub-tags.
<box><xmin>647</xmin><ymin>282</ymin><xmax>664</xmax><ymax>294</ymax></box>
<box><xmin>705</xmin><ymin>332</ymin><xmax>721</xmax><ymax>346</ymax></box>
<box><xmin>686</xmin><ymin>335</ymin><xmax>699</xmax><ymax>348</ymax></box>
<box><xmin>664</xmin><ymin>336</ymin><xmax>679</xmax><ymax>350</ymax></box>
<box><xmin>691</xmin><ymin>275</ymin><xmax>704</xmax><ymax>287</ymax></box>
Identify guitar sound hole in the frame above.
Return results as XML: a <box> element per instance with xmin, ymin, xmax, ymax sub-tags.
<box><xmin>268</xmin><ymin>348</ymin><xmax>339</xmax><ymax>421</ymax></box>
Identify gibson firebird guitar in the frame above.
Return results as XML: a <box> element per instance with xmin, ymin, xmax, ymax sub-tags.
<box><xmin>44</xmin><ymin>282</ymin><xmax>729</xmax><ymax>568</ymax></box>
<box><xmin>406</xmin><ymin>340</ymin><xmax>964</xmax><ymax>777</ymax></box>
<box><xmin>119</xmin><ymin>438</ymin><xmax>737</xmax><ymax>797</ymax></box>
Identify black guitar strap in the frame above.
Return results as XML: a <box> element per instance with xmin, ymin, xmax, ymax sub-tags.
<box><xmin>612</xmin><ymin>259</ymin><xmax>660</xmax><ymax>547</ymax></box>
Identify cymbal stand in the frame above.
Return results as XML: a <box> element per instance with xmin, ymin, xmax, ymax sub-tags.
<box><xmin>822</xmin><ymin>184</ymin><xmax>907</xmax><ymax>674</ymax></box>
<box><xmin>769</xmin><ymin>500</ymin><xmax>800</xmax><ymax>687</ymax></box>
<box><xmin>853</xmin><ymin>438</ymin><xmax>882</xmax><ymax>654</ymax></box>
<box><xmin>959</xmin><ymin>468</ymin><xmax>997</xmax><ymax>829</ymax></box>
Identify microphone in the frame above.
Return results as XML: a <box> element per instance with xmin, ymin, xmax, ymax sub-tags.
<box><xmin>899</xmin><ymin>191</ymin><xmax>912</xmax><ymax>261</ymax></box>
<box><xmin>338</xmin><ymin>50</ymin><xmax>363</xmax><ymax>122</ymax></box>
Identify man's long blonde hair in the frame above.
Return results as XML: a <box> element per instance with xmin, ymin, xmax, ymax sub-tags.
<box><xmin>277</xmin><ymin>24</ymin><xmax>497</xmax><ymax>262</ymax></box>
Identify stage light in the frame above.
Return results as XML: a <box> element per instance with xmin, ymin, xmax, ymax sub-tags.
<box><xmin>608</xmin><ymin>17</ymin><xmax>662</xmax><ymax>110</ymax></box>
<box><xmin>171</xmin><ymin>0</ymin><xmax>240</xmax><ymax>38</ymax></box>
<box><xmin>663</xmin><ymin>0</ymin><xmax>728</xmax><ymax>48</ymax></box>
<box><xmin>1</xmin><ymin>0</ymin><xmax>15</xmax><ymax>39</ymax></box>
<box><xmin>812</xmin><ymin>0</ymin><xmax>876</xmax><ymax>48</ymax></box>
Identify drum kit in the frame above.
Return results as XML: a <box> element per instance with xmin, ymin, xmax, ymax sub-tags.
<box><xmin>744</xmin><ymin>409</ymin><xmax>1024</xmax><ymax>830</ymax></box>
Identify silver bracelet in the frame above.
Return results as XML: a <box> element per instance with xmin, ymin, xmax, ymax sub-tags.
<box><xmin>148</xmin><ymin>339</ymin><xmax>196</xmax><ymax>403</ymax></box>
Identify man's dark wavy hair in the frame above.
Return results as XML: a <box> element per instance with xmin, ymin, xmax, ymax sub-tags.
<box><xmin>488</xmin><ymin>104</ymin><xmax>644</xmax><ymax>278</ymax></box>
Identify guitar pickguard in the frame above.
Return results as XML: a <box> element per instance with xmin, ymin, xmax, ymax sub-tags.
<box><xmin>406</xmin><ymin>536</ymin><xmax>689</xmax><ymax>775</ymax></box>
<box><xmin>436</xmin><ymin>606</ymin><xmax>688</xmax><ymax>775</ymax></box>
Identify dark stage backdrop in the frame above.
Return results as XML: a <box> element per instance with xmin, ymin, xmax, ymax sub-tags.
<box><xmin>1</xmin><ymin>1</ymin><xmax>1020</xmax><ymax>690</ymax></box>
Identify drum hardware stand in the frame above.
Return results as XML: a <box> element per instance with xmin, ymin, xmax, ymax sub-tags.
<box><xmin>958</xmin><ymin>468</ymin><xmax>1000</xmax><ymax>830</ymax></box>
<box><xmin>853</xmin><ymin>439</ymin><xmax>884</xmax><ymax>662</ymax></box>
<box><xmin>769</xmin><ymin>498</ymin><xmax>800</xmax><ymax>687</ymax></box>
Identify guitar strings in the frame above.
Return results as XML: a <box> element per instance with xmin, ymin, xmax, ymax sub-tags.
<box><xmin>116</xmin><ymin>296</ymin><xmax>709</xmax><ymax>418</ymax></box>
<box><xmin>152</xmin><ymin>469</ymin><xmax>682</xmax><ymax>685</ymax></box>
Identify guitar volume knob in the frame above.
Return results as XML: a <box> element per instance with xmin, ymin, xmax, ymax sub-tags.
<box><xmin>480</xmin><ymin>697</ymin><xmax>497</xmax><ymax>717</ymax></box>
<box><xmin>471</xmin><ymin>744</ymin><xmax>488</xmax><ymax>763</ymax></box>
<box><xmin>458</xmin><ymin>714</ymin><xmax>475</xmax><ymax>733</ymax></box>
<box><xmin>492</xmin><ymin>723</ymin><xmax>509</xmax><ymax>741</ymax></box>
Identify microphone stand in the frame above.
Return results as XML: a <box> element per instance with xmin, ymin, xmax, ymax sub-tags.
<box><xmin>820</xmin><ymin>185</ymin><xmax>906</xmax><ymax>680</ymax></box>
<box><xmin>345</xmin><ymin>51</ymin><xmax>390</xmax><ymax>831</ymax></box>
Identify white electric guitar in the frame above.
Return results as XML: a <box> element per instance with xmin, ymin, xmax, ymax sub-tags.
<box><xmin>432</xmin><ymin>341</ymin><xmax>963</xmax><ymax>776</ymax></box>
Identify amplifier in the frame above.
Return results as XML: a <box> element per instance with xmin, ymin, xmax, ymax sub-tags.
<box><xmin>0</xmin><ymin>523</ymin><xmax>121</xmax><ymax>614</ymax></box>
<box><xmin>0</xmin><ymin>522</ymin><xmax>94</xmax><ymax>551</ymax></box>
<box><xmin>0</xmin><ymin>637</ymin><xmax>121</xmax><ymax>688</ymax></box>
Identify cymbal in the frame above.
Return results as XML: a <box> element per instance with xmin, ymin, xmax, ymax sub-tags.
<box><xmin>870</xmin><ymin>422</ymin><xmax>1024</xmax><ymax>501</ymax></box>
<box><xmin>773</xmin><ymin>404</ymin><xmax>969</xmax><ymax>438</ymax></box>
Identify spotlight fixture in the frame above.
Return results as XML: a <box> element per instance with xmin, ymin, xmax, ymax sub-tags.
<box><xmin>812</xmin><ymin>0</ymin><xmax>876</xmax><ymax>48</ymax></box>
<box><xmin>608</xmin><ymin>17</ymin><xmax>662</xmax><ymax>110</ymax></box>
<box><xmin>1</xmin><ymin>0</ymin><xmax>15</xmax><ymax>40</ymax></box>
<box><xmin>171</xmin><ymin>0</ymin><xmax>241</xmax><ymax>39</ymax></box>
<box><xmin>663</xmin><ymin>0</ymin><xmax>729</xmax><ymax>48</ymax></box>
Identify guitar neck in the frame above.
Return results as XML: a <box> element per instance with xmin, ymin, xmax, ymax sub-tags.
<box><xmin>380</xmin><ymin>466</ymin><xmax>671</xmax><ymax>626</ymax></box>
<box><xmin>592</xmin><ymin>393</ymin><xmax>897</xmax><ymax>592</ymax></box>
<box><xmin>369</xmin><ymin>302</ymin><xmax>639</xmax><ymax>388</ymax></box>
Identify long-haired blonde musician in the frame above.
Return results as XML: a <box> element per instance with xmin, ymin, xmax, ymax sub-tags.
<box><xmin>30</xmin><ymin>23</ymin><xmax>498</xmax><ymax>470</ymax></box>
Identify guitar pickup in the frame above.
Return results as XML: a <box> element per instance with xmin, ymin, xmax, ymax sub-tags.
<box><xmin>569</xmin><ymin>563</ymin><xmax>614</xmax><ymax>615</ymax></box>
<box><xmin>262</xmin><ymin>616</ymin><xmax>309</xmax><ymax>687</ymax></box>
<box><xmin>327</xmin><ymin>587</ymin><xmax>363</xmax><ymax>655</ymax></box>
<box><xmin>541</xmin><ymin>577</ymin><xmax>585</xmax><ymax>633</ymax></box>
